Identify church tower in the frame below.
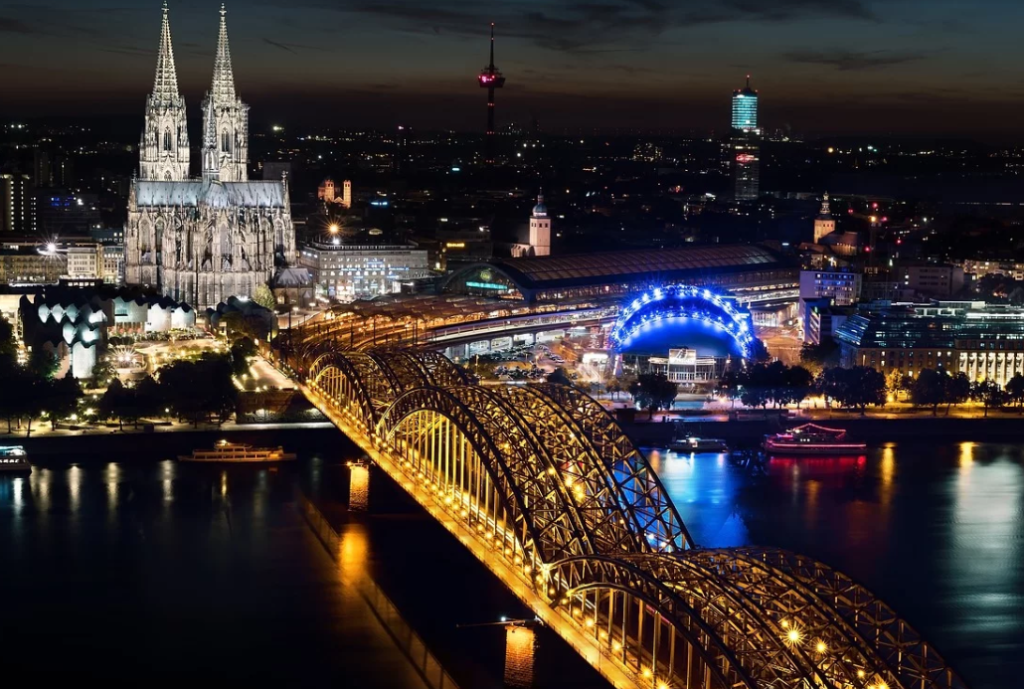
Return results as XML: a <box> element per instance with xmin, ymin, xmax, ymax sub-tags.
<box><xmin>202</xmin><ymin>4</ymin><xmax>249</xmax><ymax>182</ymax></box>
<box><xmin>139</xmin><ymin>2</ymin><xmax>189</xmax><ymax>181</ymax></box>
<box><xmin>813</xmin><ymin>192</ymin><xmax>836</xmax><ymax>243</ymax></box>
<box><xmin>529</xmin><ymin>191</ymin><xmax>551</xmax><ymax>257</ymax></box>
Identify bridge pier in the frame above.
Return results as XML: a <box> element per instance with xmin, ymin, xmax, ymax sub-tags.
<box><xmin>503</xmin><ymin>624</ymin><xmax>535</xmax><ymax>688</ymax></box>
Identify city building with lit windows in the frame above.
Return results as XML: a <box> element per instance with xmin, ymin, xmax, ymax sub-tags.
<box><xmin>298</xmin><ymin>241</ymin><xmax>432</xmax><ymax>302</ymax></box>
<box><xmin>836</xmin><ymin>300</ymin><xmax>1024</xmax><ymax>385</ymax></box>
<box><xmin>1</xmin><ymin>172</ymin><xmax>36</xmax><ymax>235</ymax></box>
<box><xmin>731</xmin><ymin>75</ymin><xmax>759</xmax><ymax>132</ymax></box>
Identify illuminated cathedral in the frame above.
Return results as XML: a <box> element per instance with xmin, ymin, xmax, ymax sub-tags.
<box><xmin>125</xmin><ymin>3</ymin><xmax>295</xmax><ymax>310</ymax></box>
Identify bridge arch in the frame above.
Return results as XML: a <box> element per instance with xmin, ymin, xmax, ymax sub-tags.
<box><xmin>308</xmin><ymin>351</ymin><xmax>399</xmax><ymax>428</ymax></box>
<box><xmin>378</xmin><ymin>385</ymin><xmax>596</xmax><ymax>565</ymax></box>
<box><xmin>610</xmin><ymin>284</ymin><xmax>753</xmax><ymax>358</ymax></box>
<box><xmin>493</xmin><ymin>384</ymin><xmax>692</xmax><ymax>554</ymax></box>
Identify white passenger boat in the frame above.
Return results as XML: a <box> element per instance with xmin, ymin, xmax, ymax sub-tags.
<box><xmin>178</xmin><ymin>440</ymin><xmax>297</xmax><ymax>463</ymax></box>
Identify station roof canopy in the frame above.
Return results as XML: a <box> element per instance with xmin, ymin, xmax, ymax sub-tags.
<box><xmin>445</xmin><ymin>244</ymin><xmax>790</xmax><ymax>300</ymax></box>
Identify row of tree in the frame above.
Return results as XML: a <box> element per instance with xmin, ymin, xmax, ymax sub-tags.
<box><xmin>99</xmin><ymin>354</ymin><xmax>238</xmax><ymax>429</ymax></box>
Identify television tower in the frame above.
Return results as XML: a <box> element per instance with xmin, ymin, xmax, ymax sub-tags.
<box><xmin>477</xmin><ymin>23</ymin><xmax>505</xmax><ymax>165</ymax></box>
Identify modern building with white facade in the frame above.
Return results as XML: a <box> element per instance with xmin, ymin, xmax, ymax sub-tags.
<box><xmin>298</xmin><ymin>241</ymin><xmax>432</xmax><ymax>302</ymax></box>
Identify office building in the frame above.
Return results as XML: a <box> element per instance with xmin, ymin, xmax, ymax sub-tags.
<box><xmin>800</xmin><ymin>269</ymin><xmax>862</xmax><ymax>307</ymax></box>
<box><xmin>731</xmin><ymin>75</ymin><xmax>758</xmax><ymax>132</ymax></box>
<box><xmin>903</xmin><ymin>265</ymin><xmax>964</xmax><ymax>298</ymax></box>
<box><xmin>836</xmin><ymin>300</ymin><xmax>1024</xmax><ymax>386</ymax></box>
<box><xmin>298</xmin><ymin>241</ymin><xmax>432</xmax><ymax>302</ymax></box>
<box><xmin>1</xmin><ymin>172</ymin><xmax>36</xmax><ymax>235</ymax></box>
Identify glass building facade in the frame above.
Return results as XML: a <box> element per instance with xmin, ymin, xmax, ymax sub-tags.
<box><xmin>731</xmin><ymin>80</ymin><xmax>758</xmax><ymax>132</ymax></box>
<box><xmin>835</xmin><ymin>300</ymin><xmax>1024</xmax><ymax>385</ymax></box>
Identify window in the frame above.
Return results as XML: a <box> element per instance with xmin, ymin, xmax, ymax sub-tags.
<box><xmin>221</xmin><ymin>130</ymin><xmax>231</xmax><ymax>153</ymax></box>
<box><xmin>163</xmin><ymin>129</ymin><xmax>172</xmax><ymax>151</ymax></box>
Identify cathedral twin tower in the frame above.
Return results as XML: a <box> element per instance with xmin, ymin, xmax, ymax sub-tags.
<box><xmin>140</xmin><ymin>2</ymin><xmax>248</xmax><ymax>183</ymax></box>
<box><xmin>126</xmin><ymin>3</ymin><xmax>295</xmax><ymax>310</ymax></box>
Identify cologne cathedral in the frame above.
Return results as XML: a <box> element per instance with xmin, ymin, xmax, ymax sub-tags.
<box><xmin>125</xmin><ymin>4</ymin><xmax>295</xmax><ymax>310</ymax></box>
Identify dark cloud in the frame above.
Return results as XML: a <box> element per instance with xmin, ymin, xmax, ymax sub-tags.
<box><xmin>783</xmin><ymin>49</ymin><xmax>926</xmax><ymax>71</ymax></box>
<box><xmin>0</xmin><ymin>16</ymin><xmax>43</xmax><ymax>34</ymax></box>
<box><xmin>284</xmin><ymin>0</ymin><xmax>881</xmax><ymax>53</ymax></box>
<box><xmin>263</xmin><ymin>37</ymin><xmax>297</xmax><ymax>54</ymax></box>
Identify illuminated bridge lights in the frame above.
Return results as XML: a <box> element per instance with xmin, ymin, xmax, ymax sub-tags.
<box><xmin>300</xmin><ymin>345</ymin><xmax>971</xmax><ymax>689</ymax></box>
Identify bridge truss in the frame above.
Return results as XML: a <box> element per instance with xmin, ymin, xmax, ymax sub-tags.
<box><xmin>304</xmin><ymin>346</ymin><xmax>968</xmax><ymax>689</ymax></box>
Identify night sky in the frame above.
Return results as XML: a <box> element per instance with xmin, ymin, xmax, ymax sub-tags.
<box><xmin>3</xmin><ymin>0</ymin><xmax>1024</xmax><ymax>138</ymax></box>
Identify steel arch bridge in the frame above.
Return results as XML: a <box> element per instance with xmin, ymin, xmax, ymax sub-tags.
<box><xmin>302</xmin><ymin>346</ymin><xmax>968</xmax><ymax>689</ymax></box>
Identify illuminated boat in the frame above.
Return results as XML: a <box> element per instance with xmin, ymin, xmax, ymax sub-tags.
<box><xmin>0</xmin><ymin>445</ymin><xmax>31</xmax><ymax>473</ymax></box>
<box><xmin>762</xmin><ymin>424</ymin><xmax>866</xmax><ymax>456</ymax></box>
<box><xmin>179</xmin><ymin>440</ymin><xmax>297</xmax><ymax>463</ymax></box>
<box><xmin>669</xmin><ymin>436</ymin><xmax>729</xmax><ymax>453</ymax></box>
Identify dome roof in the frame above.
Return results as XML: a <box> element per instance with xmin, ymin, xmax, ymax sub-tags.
<box><xmin>532</xmin><ymin>193</ymin><xmax>547</xmax><ymax>217</ymax></box>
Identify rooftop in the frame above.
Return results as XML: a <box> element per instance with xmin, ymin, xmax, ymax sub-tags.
<box><xmin>486</xmin><ymin>244</ymin><xmax>784</xmax><ymax>290</ymax></box>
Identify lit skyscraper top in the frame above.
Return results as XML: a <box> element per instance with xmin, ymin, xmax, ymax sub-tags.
<box><xmin>732</xmin><ymin>75</ymin><xmax>758</xmax><ymax>133</ymax></box>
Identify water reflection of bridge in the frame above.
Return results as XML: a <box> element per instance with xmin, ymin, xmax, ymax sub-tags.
<box><xmin>300</xmin><ymin>345</ymin><xmax>968</xmax><ymax>689</ymax></box>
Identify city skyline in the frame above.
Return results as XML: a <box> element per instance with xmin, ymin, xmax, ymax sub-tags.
<box><xmin>2</xmin><ymin>0</ymin><xmax>1024</xmax><ymax>139</ymax></box>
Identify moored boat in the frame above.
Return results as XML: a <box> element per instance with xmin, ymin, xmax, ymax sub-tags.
<box><xmin>669</xmin><ymin>436</ymin><xmax>729</xmax><ymax>453</ymax></box>
<box><xmin>179</xmin><ymin>440</ymin><xmax>297</xmax><ymax>463</ymax></box>
<box><xmin>0</xmin><ymin>445</ymin><xmax>32</xmax><ymax>473</ymax></box>
<box><xmin>762</xmin><ymin>423</ymin><xmax>866</xmax><ymax>456</ymax></box>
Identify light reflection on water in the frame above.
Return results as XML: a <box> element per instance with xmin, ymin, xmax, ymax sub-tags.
<box><xmin>649</xmin><ymin>442</ymin><xmax>1024</xmax><ymax>689</ymax></box>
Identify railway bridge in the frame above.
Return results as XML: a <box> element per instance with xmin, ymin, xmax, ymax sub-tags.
<box><xmin>300</xmin><ymin>345</ymin><xmax>967</xmax><ymax>689</ymax></box>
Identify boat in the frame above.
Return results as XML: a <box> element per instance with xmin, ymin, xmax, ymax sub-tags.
<box><xmin>762</xmin><ymin>423</ymin><xmax>867</xmax><ymax>456</ymax></box>
<box><xmin>0</xmin><ymin>445</ymin><xmax>31</xmax><ymax>473</ymax></box>
<box><xmin>178</xmin><ymin>440</ymin><xmax>297</xmax><ymax>463</ymax></box>
<box><xmin>669</xmin><ymin>436</ymin><xmax>729</xmax><ymax>453</ymax></box>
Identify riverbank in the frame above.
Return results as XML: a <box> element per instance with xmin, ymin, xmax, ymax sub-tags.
<box><xmin>624</xmin><ymin>415</ymin><xmax>1024</xmax><ymax>447</ymax></box>
<box><xmin>9</xmin><ymin>424</ymin><xmax>351</xmax><ymax>460</ymax></box>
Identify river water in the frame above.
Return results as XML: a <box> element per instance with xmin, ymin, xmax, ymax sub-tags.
<box><xmin>1</xmin><ymin>435</ymin><xmax>1020</xmax><ymax>688</ymax></box>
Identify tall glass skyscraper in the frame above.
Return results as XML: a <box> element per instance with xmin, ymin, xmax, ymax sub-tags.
<box><xmin>731</xmin><ymin>75</ymin><xmax>758</xmax><ymax>133</ymax></box>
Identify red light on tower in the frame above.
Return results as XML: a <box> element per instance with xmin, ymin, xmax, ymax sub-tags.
<box><xmin>478</xmin><ymin>22</ymin><xmax>506</xmax><ymax>164</ymax></box>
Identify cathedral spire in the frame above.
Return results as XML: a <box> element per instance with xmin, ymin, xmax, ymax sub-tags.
<box><xmin>152</xmin><ymin>1</ymin><xmax>180</xmax><ymax>103</ymax></box>
<box><xmin>140</xmin><ymin>1</ymin><xmax>189</xmax><ymax>181</ymax></box>
<box><xmin>211</xmin><ymin>4</ymin><xmax>236</xmax><ymax>102</ymax></box>
<box><xmin>820</xmin><ymin>191</ymin><xmax>831</xmax><ymax>218</ymax></box>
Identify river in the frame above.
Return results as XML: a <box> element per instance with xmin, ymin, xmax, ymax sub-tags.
<box><xmin>0</xmin><ymin>435</ymin><xmax>1020</xmax><ymax>688</ymax></box>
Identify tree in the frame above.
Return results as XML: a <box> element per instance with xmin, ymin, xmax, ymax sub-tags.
<box><xmin>28</xmin><ymin>346</ymin><xmax>58</xmax><ymax>380</ymax></box>
<box><xmin>972</xmin><ymin>380</ymin><xmax>1006</xmax><ymax>417</ymax></box>
<box><xmin>818</xmin><ymin>366</ymin><xmax>886</xmax><ymax>414</ymax></box>
<box><xmin>716</xmin><ymin>368</ymin><xmax>743</xmax><ymax>408</ymax></box>
<box><xmin>99</xmin><ymin>379</ymin><xmax>137</xmax><ymax>431</ymax></box>
<box><xmin>738</xmin><ymin>362</ymin><xmax>785</xmax><ymax>409</ymax></box>
<box><xmin>546</xmin><ymin>367</ymin><xmax>574</xmax><ymax>387</ymax></box>
<box><xmin>782</xmin><ymin>365</ymin><xmax>815</xmax><ymax>408</ymax></box>
<box><xmin>90</xmin><ymin>358</ymin><xmax>118</xmax><ymax>388</ymax></box>
<box><xmin>134</xmin><ymin>375</ymin><xmax>164</xmax><ymax>422</ymax></box>
<box><xmin>1006</xmin><ymin>374</ymin><xmax>1024</xmax><ymax>412</ymax></box>
<box><xmin>43</xmin><ymin>376</ymin><xmax>83</xmax><ymax>429</ymax></box>
<box><xmin>911</xmin><ymin>369</ymin><xmax>949</xmax><ymax>416</ymax></box>
<box><xmin>844</xmin><ymin>366</ymin><xmax>887</xmax><ymax>415</ymax></box>
<box><xmin>886</xmin><ymin>369</ymin><xmax>911</xmax><ymax>403</ymax></box>
<box><xmin>748</xmin><ymin>338</ymin><xmax>771</xmax><ymax>363</ymax></box>
<box><xmin>230</xmin><ymin>338</ymin><xmax>257</xmax><ymax>376</ymax></box>
<box><xmin>0</xmin><ymin>363</ymin><xmax>43</xmax><ymax>434</ymax></box>
<box><xmin>945</xmin><ymin>372</ymin><xmax>971</xmax><ymax>415</ymax></box>
<box><xmin>632</xmin><ymin>373</ymin><xmax>678</xmax><ymax>419</ymax></box>
<box><xmin>159</xmin><ymin>354</ymin><xmax>238</xmax><ymax>427</ymax></box>
<box><xmin>800</xmin><ymin>340</ymin><xmax>839</xmax><ymax>376</ymax></box>
<box><xmin>253</xmin><ymin>284</ymin><xmax>277</xmax><ymax>312</ymax></box>
<box><xmin>0</xmin><ymin>315</ymin><xmax>17</xmax><ymax>362</ymax></box>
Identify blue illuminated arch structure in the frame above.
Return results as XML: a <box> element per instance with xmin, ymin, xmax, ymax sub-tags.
<box><xmin>609</xmin><ymin>284</ymin><xmax>754</xmax><ymax>358</ymax></box>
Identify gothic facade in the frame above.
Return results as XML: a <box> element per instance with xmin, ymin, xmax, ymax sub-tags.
<box><xmin>125</xmin><ymin>4</ymin><xmax>295</xmax><ymax>311</ymax></box>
